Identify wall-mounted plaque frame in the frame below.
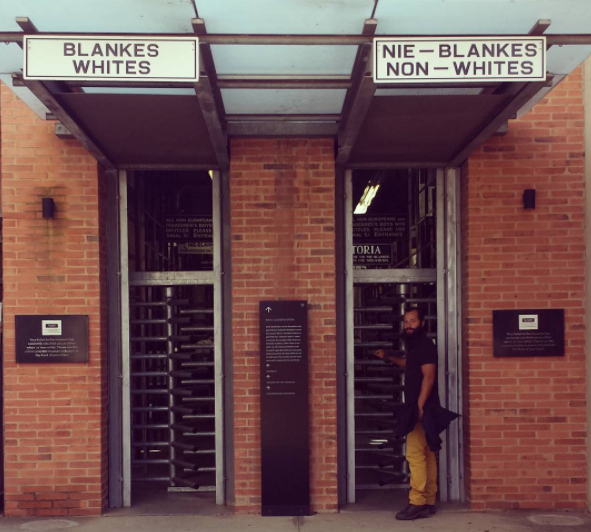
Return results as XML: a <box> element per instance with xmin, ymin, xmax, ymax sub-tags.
<box><xmin>16</xmin><ymin>315</ymin><xmax>89</xmax><ymax>363</ymax></box>
<box><xmin>493</xmin><ymin>309</ymin><xmax>564</xmax><ymax>357</ymax></box>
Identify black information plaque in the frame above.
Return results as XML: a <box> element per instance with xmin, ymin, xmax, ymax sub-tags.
<box><xmin>493</xmin><ymin>309</ymin><xmax>564</xmax><ymax>358</ymax></box>
<box><xmin>16</xmin><ymin>315</ymin><xmax>89</xmax><ymax>363</ymax></box>
<box><xmin>260</xmin><ymin>300</ymin><xmax>311</xmax><ymax>517</ymax></box>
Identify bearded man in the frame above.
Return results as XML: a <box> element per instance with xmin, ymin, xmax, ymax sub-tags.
<box><xmin>374</xmin><ymin>307</ymin><xmax>442</xmax><ymax>521</ymax></box>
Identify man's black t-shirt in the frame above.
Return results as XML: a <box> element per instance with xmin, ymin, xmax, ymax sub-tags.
<box><xmin>404</xmin><ymin>331</ymin><xmax>440</xmax><ymax>406</ymax></box>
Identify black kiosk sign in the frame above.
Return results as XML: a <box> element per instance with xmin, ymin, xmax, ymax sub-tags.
<box><xmin>493</xmin><ymin>309</ymin><xmax>564</xmax><ymax>358</ymax></box>
<box><xmin>259</xmin><ymin>301</ymin><xmax>310</xmax><ymax>516</ymax></box>
<box><xmin>16</xmin><ymin>315</ymin><xmax>89</xmax><ymax>363</ymax></box>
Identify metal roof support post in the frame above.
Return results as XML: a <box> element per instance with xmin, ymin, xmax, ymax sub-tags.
<box><xmin>336</xmin><ymin>19</ymin><xmax>378</xmax><ymax>167</ymax></box>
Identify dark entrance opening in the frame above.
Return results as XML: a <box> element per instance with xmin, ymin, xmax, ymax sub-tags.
<box><xmin>116</xmin><ymin>171</ymin><xmax>227</xmax><ymax>515</ymax></box>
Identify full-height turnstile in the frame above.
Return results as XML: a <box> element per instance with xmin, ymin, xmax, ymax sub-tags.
<box><xmin>118</xmin><ymin>170</ymin><xmax>225</xmax><ymax>507</ymax></box>
<box><xmin>345</xmin><ymin>168</ymin><xmax>463</xmax><ymax>504</ymax></box>
<box><xmin>128</xmin><ymin>284</ymin><xmax>217</xmax><ymax>491</ymax></box>
<box><xmin>352</xmin><ymin>282</ymin><xmax>437</xmax><ymax>490</ymax></box>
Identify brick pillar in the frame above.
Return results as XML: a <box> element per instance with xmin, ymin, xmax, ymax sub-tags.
<box><xmin>0</xmin><ymin>83</ymin><xmax>108</xmax><ymax>516</ymax></box>
<box><xmin>462</xmin><ymin>68</ymin><xmax>587</xmax><ymax>509</ymax></box>
<box><xmin>230</xmin><ymin>139</ymin><xmax>337</xmax><ymax>513</ymax></box>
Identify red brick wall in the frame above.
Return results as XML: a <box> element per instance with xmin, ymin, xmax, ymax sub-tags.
<box><xmin>230</xmin><ymin>139</ymin><xmax>337</xmax><ymax>513</ymax></box>
<box><xmin>0</xmin><ymin>83</ymin><xmax>108</xmax><ymax>516</ymax></box>
<box><xmin>462</xmin><ymin>68</ymin><xmax>587</xmax><ymax>509</ymax></box>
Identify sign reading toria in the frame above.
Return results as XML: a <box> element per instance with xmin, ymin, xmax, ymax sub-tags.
<box><xmin>23</xmin><ymin>36</ymin><xmax>199</xmax><ymax>82</ymax></box>
<box><xmin>374</xmin><ymin>37</ymin><xmax>546</xmax><ymax>83</ymax></box>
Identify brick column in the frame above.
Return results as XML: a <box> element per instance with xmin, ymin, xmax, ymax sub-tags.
<box><xmin>462</xmin><ymin>68</ymin><xmax>587</xmax><ymax>509</ymax></box>
<box><xmin>230</xmin><ymin>139</ymin><xmax>337</xmax><ymax>513</ymax></box>
<box><xmin>0</xmin><ymin>83</ymin><xmax>108</xmax><ymax>516</ymax></box>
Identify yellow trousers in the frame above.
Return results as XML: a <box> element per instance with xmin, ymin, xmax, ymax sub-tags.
<box><xmin>405</xmin><ymin>422</ymin><xmax>437</xmax><ymax>506</ymax></box>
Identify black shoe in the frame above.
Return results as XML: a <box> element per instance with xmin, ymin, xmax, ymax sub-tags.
<box><xmin>395</xmin><ymin>504</ymin><xmax>430</xmax><ymax>521</ymax></box>
<box><xmin>427</xmin><ymin>505</ymin><xmax>437</xmax><ymax>515</ymax></box>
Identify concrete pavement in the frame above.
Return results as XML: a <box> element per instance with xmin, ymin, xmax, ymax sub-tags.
<box><xmin>0</xmin><ymin>506</ymin><xmax>589</xmax><ymax>532</ymax></box>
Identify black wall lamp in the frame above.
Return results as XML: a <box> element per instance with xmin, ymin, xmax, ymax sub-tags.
<box><xmin>42</xmin><ymin>197</ymin><xmax>55</xmax><ymax>219</ymax></box>
<box><xmin>523</xmin><ymin>189</ymin><xmax>536</xmax><ymax>210</ymax></box>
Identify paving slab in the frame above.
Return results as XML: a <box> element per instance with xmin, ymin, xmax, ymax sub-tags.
<box><xmin>0</xmin><ymin>508</ymin><xmax>588</xmax><ymax>532</ymax></box>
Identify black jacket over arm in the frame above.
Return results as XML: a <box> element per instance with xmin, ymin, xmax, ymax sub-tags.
<box><xmin>395</xmin><ymin>402</ymin><xmax>459</xmax><ymax>452</ymax></box>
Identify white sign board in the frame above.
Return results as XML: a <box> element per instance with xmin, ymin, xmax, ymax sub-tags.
<box><xmin>23</xmin><ymin>36</ymin><xmax>199</xmax><ymax>82</ymax></box>
<box><xmin>519</xmin><ymin>314</ymin><xmax>539</xmax><ymax>330</ymax></box>
<box><xmin>374</xmin><ymin>37</ymin><xmax>545</xmax><ymax>83</ymax></box>
<box><xmin>42</xmin><ymin>319</ymin><xmax>63</xmax><ymax>336</ymax></box>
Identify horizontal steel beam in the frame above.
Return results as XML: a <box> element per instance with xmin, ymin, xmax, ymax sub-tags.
<box><xmin>49</xmin><ymin>76</ymin><xmax>351</xmax><ymax>90</ymax></box>
<box><xmin>345</xmin><ymin>161</ymin><xmax>448</xmax><ymax>169</ymax></box>
<box><xmin>218</xmin><ymin>76</ymin><xmax>351</xmax><ymax>89</ymax></box>
<box><xmin>227</xmin><ymin>121</ymin><xmax>338</xmax><ymax>137</ymax></box>
<box><xmin>129</xmin><ymin>271</ymin><xmax>214</xmax><ymax>285</ymax></box>
<box><xmin>119</xmin><ymin>164</ymin><xmax>216</xmax><ymax>171</ymax></box>
<box><xmin>3</xmin><ymin>32</ymin><xmax>591</xmax><ymax>46</ymax></box>
<box><xmin>227</xmin><ymin>114</ymin><xmax>340</xmax><ymax>122</ymax></box>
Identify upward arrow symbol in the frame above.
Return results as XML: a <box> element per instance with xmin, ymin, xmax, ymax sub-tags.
<box><xmin>265</xmin><ymin>306</ymin><xmax>272</xmax><ymax>313</ymax></box>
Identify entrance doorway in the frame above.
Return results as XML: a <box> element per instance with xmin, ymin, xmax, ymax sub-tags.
<box><xmin>115</xmin><ymin>170</ymin><xmax>225</xmax><ymax>512</ymax></box>
<box><xmin>344</xmin><ymin>168</ymin><xmax>463</xmax><ymax>508</ymax></box>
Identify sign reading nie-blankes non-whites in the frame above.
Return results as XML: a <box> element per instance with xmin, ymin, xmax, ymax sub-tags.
<box><xmin>23</xmin><ymin>36</ymin><xmax>199</xmax><ymax>82</ymax></box>
<box><xmin>374</xmin><ymin>37</ymin><xmax>546</xmax><ymax>83</ymax></box>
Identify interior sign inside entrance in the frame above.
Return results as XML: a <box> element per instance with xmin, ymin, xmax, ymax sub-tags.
<box><xmin>23</xmin><ymin>36</ymin><xmax>199</xmax><ymax>82</ymax></box>
<box><xmin>374</xmin><ymin>37</ymin><xmax>546</xmax><ymax>83</ymax></box>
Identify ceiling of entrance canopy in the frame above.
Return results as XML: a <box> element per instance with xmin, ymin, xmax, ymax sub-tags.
<box><xmin>1</xmin><ymin>0</ymin><xmax>591</xmax><ymax>167</ymax></box>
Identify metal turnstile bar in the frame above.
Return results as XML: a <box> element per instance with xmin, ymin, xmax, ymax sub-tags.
<box><xmin>129</xmin><ymin>284</ymin><xmax>218</xmax><ymax>494</ymax></box>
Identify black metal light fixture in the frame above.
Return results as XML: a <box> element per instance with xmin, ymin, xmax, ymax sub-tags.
<box><xmin>523</xmin><ymin>189</ymin><xmax>536</xmax><ymax>210</ymax></box>
<box><xmin>42</xmin><ymin>197</ymin><xmax>55</xmax><ymax>219</ymax></box>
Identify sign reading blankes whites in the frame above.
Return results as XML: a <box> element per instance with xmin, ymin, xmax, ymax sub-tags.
<box><xmin>493</xmin><ymin>309</ymin><xmax>564</xmax><ymax>358</ymax></box>
<box><xmin>374</xmin><ymin>37</ymin><xmax>546</xmax><ymax>83</ymax></box>
<box><xmin>23</xmin><ymin>36</ymin><xmax>199</xmax><ymax>82</ymax></box>
<box><xmin>16</xmin><ymin>315</ymin><xmax>89</xmax><ymax>363</ymax></box>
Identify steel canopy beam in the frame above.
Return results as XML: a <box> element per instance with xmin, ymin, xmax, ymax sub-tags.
<box><xmin>227</xmin><ymin>122</ymin><xmax>338</xmax><ymax>137</ymax></box>
<box><xmin>195</xmin><ymin>78</ymin><xmax>229</xmax><ymax>170</ymax></box>
<box><xmin>217</xmin><ymin>77</ymin><xmax>351</xmax><ymax>89</ymax></box>
<box><xmin>449</xmin><ymin>77</ymin><xmax>553</xmax><ymax>167</ymax></box>
<box><xmin>529</xmin><ymin>19</ymin><xmax>552</xmax><ymax>36</ymax></box>
<box><xmin>3</xmin><ymin>32</ymin><xmax>591</xmax><ymax>46</ymax></box>
<box><xmin>336</xmin><ymin>19</ymin><xmax>377</xmax><ymax>167</ymax></box>
<box><xmin>227</xmin><ymin>114</ymin><xmax>340</xmax><ymax>122</ymax></box>
<box><xmin>63</xmin><ymin>76</ymin><xmax>351</xmax><ymax>90</ymax></box>
<box><xmin>192</xmin><ymin>18</ymin><xmax>229</xmax><ymax>171</ymax></box>
<box><xmin>20</xmin><ymin>77</ymin><xmax>116</xmax><ymax>171</ymax></box>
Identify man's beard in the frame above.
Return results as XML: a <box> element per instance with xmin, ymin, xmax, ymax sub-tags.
<box><xmin>402</xmin><ymin>325</ymin><xmax>424</xmax><ymax>345</ymax></box>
